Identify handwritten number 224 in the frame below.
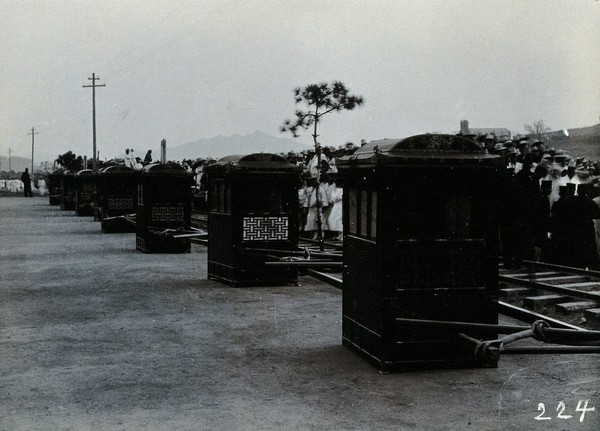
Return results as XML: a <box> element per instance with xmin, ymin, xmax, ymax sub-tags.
<box><xmin>536</xmin><ymin>400</ymin><xmax>595</xmax><ymax>422</ymax></box>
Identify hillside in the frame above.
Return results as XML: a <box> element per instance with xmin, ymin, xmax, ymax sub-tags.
<box><xmin>0</xmin><ymin>156</ymin><xmax>30</xmax><ymax>174</ymax></box>
<box><xmin>545</xmin><ymin>123</ymin><xmax>600</xmax><ymax>159</ymax></box>
<box><xmin>4</xmin><ymin>125</ymin><xmax>597</xmax><ymax>171</ymax></box>
<box><xmin>167</xmin><ymin>131</ymin><xmax>312</xmax><ymax>161</ymax></box>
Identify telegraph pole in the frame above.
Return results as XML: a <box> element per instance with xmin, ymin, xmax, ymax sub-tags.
<box><xmin>83</xmin><ymin>73</ymin><xmax>105</xmax><ymax>171</ymax></box>
<box><xmin>28</xmin><ymin>127</ymin><xmax>38</xmax><ymax>174</ymax></box>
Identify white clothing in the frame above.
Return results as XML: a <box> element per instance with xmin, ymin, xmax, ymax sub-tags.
<box><xmin>319</xmin><ymin>183</ymin><xmax>330</xmax><ymax>230</ymax></box>
<box><xmin>514</xmin><ymin>161</ymin><xmax>523</xmax><ymax>174</ymax></box>
<box><xmin>130</xmin><ymin>150</ymin><xmax>138</xmax><ymax>165</ymax></box>
<box><xmin>298</xmin><ymin>186</ymin><xmax>309</xmax><ymax>208</ymax></box>
<box><xmin>307</xmin><ymin>153</ymin><xmax>329</xmax><ymax>179</ymax></box>
<box><xmin>7</xmin><ymin>180</ymin><xmax>24</xmax><ymax>193</ymax></box>
<box><xmin>123</xmin><ymin>152</ymin><xmax>134</xmax><ymax>168</ymax></box>
<box><xmin>304</xmin><ymin>185</ymin><xmax>327</xmax><ymax>232</ymax></box>
<box><xmin>558</xmin><ymin>173</ymin><xmax>581</xmax><ymax>195</ymax></box>
<box><xmin>37</xmin><ymin>179</ymin><xmax>48</xmax><ymax>196</ymax></box>
<box><xmin>327</xmin><ymin>157</ymin><xmax>338</xmax><ymax>174</ymax></box>
<box><xmin>328</xmin><ymin>186</ymin><xmax>343</xmax><ymax>232</ymax></box>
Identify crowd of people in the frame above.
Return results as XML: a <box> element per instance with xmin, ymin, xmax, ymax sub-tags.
<box><xmin>294</xmin><ymin>145</ymin><xmax>346</xmax><ymax>241</ymax></box>
<box><xmin>491</xmin><ymin>135</ymin><xmax>600</xmax><ymax>270</ymax></box>
<box><xmin>187</xmin><ymin>143</ymin><xmax>351</xmax><ymax>241</ymax></box>
<box><xmin>9</xmin><ymin>134</ymin><xmax>598</xmax><ymax>268</ymax></box>
<box><xmin>0</xmin><ymin>169</ymin><xmax>47</xmax><ymax>196</ymax></box>
<box><xmin>287</xmin><ymin>136</ymin><xmax>600</xmax><ymax>270</ymax></box>
<box><xmin>183</xmin><ymin>135</ymin><xmax>600</xmax><ymax>269</ymax></box>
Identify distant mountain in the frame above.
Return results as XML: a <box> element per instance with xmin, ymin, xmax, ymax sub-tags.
<box><xmin>167</xmin><ymin>131</ymin><xmax>312</xmax><ymax>161</ymax></box>
<box><xmin>0</xmin><ymin>156</ymin><xmax>30</xmax><ymax>174</ymax></box>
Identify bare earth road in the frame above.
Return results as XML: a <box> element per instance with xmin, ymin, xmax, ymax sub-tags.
<box><xmin>1</xmin><ymin>197</ymin><xmax>598</xmax><ymax>430</ymax></box>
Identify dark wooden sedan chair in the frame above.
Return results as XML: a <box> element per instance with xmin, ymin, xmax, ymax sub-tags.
<box><xmin>96</xmin><ymin>165</ymin><xmax>138</xmax><ymax>232</ymax></box>
<box><xmin>74</xmin><ymin>169</ymin><xmax>95</xmax><ymax>216</ymax></box>
<box><xmin>136</xmin><ymin>162</ymin><xmax>194</xmax><ymax>253</ymax></box>
<box><xmin>59</xmin><ymin>170</ymin><xmax>76</xmax><ymax>211</ymax></box>
<box><xmin>204</xmin><ymin>153</ymin><xmax>302</xmax><ymax>286</ymax></box>
<box><xmin>336</xmin><ymin>134</ymin><xmax>506</xmax><ymax>371</ymax></box>
<box><xmin>47</xmin><ymin>170</ymin><xmax>62</xmax><ymax>205</ymax></box>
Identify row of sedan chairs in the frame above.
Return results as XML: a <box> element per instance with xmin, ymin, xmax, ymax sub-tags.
<box><xmin>48</xmin><ymin>163</ymin><xmax>194</xmax><ymax>252</ymax></box>
<box><xmin>46</xmin><ymin>135</ymin><xmax>512</xmax><ymax>372</ymax></box>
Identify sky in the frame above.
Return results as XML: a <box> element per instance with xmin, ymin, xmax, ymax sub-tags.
<box><xmin>1</xmin><ymin>0</ymin><xmax>599</xmax><ymax>164</ymax></box>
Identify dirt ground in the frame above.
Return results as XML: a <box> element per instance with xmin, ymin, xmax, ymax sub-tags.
<box><xmin>1</xmin><ymin>197</ymin><xmax>599</xmax><ymax>431</ymax></box>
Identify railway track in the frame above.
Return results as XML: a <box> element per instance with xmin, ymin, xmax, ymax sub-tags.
<box><xmin>191</xmin><ymin>210</ymin><xmax>208</xmax><ymax>230</ymax></box>
<box><xmin>499</xmin><ymin>260</ymin><xmax>600</xmax><ymax>330</ymax></box>
<box><xmin>199</xmin><ymin>228</ymin><xmax>600</xmax><ymax>333</ymax></box>
<box><xmin>190</xmin><ymin>233</ymin><xmax>600</xmax><ymax>356</ymax></box>
<box><xmin>304</xmin><ymin>254</ymin><xmax>600</xmax><ymax>357</ymax></box>
<box><xmin>301</xmin><ymin>247</ymin><xmax>600</xmax><ymax>331</ymax></box>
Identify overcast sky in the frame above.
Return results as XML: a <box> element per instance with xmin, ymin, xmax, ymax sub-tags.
<box><xmin>1</xmin><ymin>0</ymin><xmax>599</xmax><ymax>163</ymax></box>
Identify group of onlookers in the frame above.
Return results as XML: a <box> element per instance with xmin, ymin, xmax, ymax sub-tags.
<box><xmin>0</xmin><ymin>170</ymin><xmax>47</xmax><ymax>197</ymax></box>
<box><xmin>288</xmin><ymin>135</ymin><xmax>600</xmax><ymax>269</ymax></box>
<box><xmin>119</xmin><ymin>148</ymin><xmax>153</xmax><ymax>170</ymax></box>
<box><xmin>299</xmin><ymin>173</ymin><xmax>344</xmax><ymax>240</ymax></box>
<box><xmin>12</xmin><ymin>134</ymin><xmax>599</xmax><ymax>268</ymax></box>
<box><xmin>292</xmin><ymin>144</ymin><xmax>348</xmax><ymax>240</ymax></box>
<box><xmin>485</xmin><ymin>136</ymin><xmax>600</xmax><ymax>270</ymax></box>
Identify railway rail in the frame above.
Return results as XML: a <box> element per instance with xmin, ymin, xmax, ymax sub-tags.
<box><xmin>499</xmin><ymin>260</ymin><xmax>600</xmax><ymax>330</ymax></box>
<box><xmin>189</xmin><ymin>225</ymin><xmax>600</xmax><ymax>334</ymax></box>
<box><xmin>269</xmin><ymin>242</ymin><xmax>600</xmax><ymax>333</ymax></box>
<box><xmin>187</xmin><ymin>220</ymin><xmax>600</xmax><ymax>359</ymax></box>
<box><xmin>265</xmin><ymin>245</ymin><xmax>600</xmax><ymax>358</ymax></box>
<box><xmin>191</xmin><ymin>210</ymin><xmax>208</xmax><ymax>230</ymax></box>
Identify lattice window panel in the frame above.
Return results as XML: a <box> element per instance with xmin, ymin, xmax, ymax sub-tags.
<box><xmin>151</xmin><ymin>206</ymin><xmax>184</xmax><ymax>222</ymax></box>
<box><xmin>242</xmin><ymin>216</ymin><xmax>289</xmax><ymax>241</ymax></box>
<box><xmin>108</xmin><ymin>197</ymin><xmax>135</xmax><ymax>210</ymax></box>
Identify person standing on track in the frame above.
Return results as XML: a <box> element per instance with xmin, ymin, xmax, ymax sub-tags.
<box><xmin>20</xmin><ymin>168</ymin><xmax>33</xmax><ymax>197</ymax></box>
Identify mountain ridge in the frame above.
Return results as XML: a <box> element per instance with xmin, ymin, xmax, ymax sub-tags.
<box><xmin>0</xmin><ymin>156</ymin><xmax>31</xmax><ymax>174</ymax></box>
<box><xmin>3</xmin><ymin>125</ymin><xmax>597</xmax><ymax>173</ymax></box>
<box><xmin>167</xmin><ymin>130</ymin><xmax>312</xmax><ymax>161</ymax></box>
